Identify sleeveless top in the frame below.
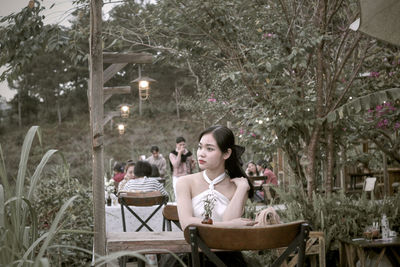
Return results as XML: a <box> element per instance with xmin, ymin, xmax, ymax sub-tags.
<box><xmin>192</xmin><ymin>171</ymin><xmax>230</xmax><ymax>222</ymax></box>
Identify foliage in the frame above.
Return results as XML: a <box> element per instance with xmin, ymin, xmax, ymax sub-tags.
<box><xmin>0</xmin><ymin>126</ymin><xmax>89</xmax><ymax>266</ymax></box>
<box><xmin>278</xmin><ymin>186</ymin><xmax>400</xmax><ymax>252</ymax></box>
<box><xmin>34</xmin><ymin>164</ymin><xmax>93</xmax><ymax>266</ymax></box>
<box><xmin>103</xmin><ymin>0</ymin><xmax>400</xmax><ymax>197</ymax></box>
<box><xmin>340</xmin><ymin>98</ymin><xmax>400</xmax><ymax>164</ymax></box>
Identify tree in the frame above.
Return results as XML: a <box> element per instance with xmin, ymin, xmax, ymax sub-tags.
<box><xmin>104</xmin><ymin>0</ymin><xmax>399</xmax><ymax>198</ymax></box>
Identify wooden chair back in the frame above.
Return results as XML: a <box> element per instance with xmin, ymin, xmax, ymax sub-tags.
<box><xmin>118</xmin><ymin>191</ymin><xmax>168</xmax><ymax>206</ymax></box>
<box><xmin>184</xmin><ymin>220</ymin><xmax>306</xmax><ymax>250</ymax></box>
<box><xmin>162</xmin><ymin>204</ymin><xmax>181</xmax><ymax>231</ymax></box>
<box><xmin>184</xmin><ymin>220</ymin><xmax>309</xmax><ymax>267</ymax></box>
<box><xmin>163</xmin><ymin>204</ymin><xmax>179</xmax><ymax>221</ymax></box>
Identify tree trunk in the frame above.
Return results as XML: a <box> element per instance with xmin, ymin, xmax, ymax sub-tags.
<box><xmin>304</xmin><ymin>0</ymin><xmax>325</xmax><ymax>199</ymax></box>
<box><xmin>325</xmin><ymin>123</ymin><xmax>334</xmax><ymax>196</ymax></box>
<box><xmin>305</xmin><ymin>126</ymin><xmax>320</xmax><ymax>199</ymax></box>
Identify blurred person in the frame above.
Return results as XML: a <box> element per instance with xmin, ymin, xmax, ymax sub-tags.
<box><xmin>118</xmin><ymin>161</ymin><xmax>135</xmax><ymax>192</ymax></box>
<box><xmin>169</xmin><ymin>136</ymin><xmax>195</xmax><ymax>198</ymax></box>
<box><xmin>256</xmin><ymin>160</ymin><xmax>278</xmax><ymax>185</ymax></box>
<box><xmin>245</xmin><ymin>161</ymin><xmax>260</xmax><ymax>177</ymax></box>
<box><xmin>112</xmin><ymin>162</ymin><xmax>126</xmax><ymax>191</ymax></box>
<box><xmin>121</xmin><ymin>160</ymin><xmax>168</xmax><ymax>196</ymax></box>
<box><xmin>146</xmin><ymin>145</ymin><xmax>167</xmax><ymax>177</ymax></box>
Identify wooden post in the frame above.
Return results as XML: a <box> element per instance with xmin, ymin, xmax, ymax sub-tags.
<box><xmin>89</xmin><ymin>0</ymin><xmax>105</xmax><ymax>259</ymax></box>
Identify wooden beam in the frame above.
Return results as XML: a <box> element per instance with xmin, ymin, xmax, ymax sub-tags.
<box><xmin>104</xmin><ymin>86</ymin><xmax>131</xmax><ymax>95</ymax></box>
<box><xmin>103</xmin><ymin>63</ymin><xmax>127</xmax><ymax>84</ymax></box>
<box><xmin>103</xmin><ymin>86</ymin><xmax>131</xmax><ymax>104</ymax></box>
<box><xmin>103</xmin><ymin>111</ymin><xmax>120</xmax><ymax>127</ymax></box>
<box><xmin>103</xmin><ymin>52</ymin><xmax>153</xmax><ymax>64</ymax></box>
<box><xmin>89</xmin><ymin>0</ymin><xmax>106</xmax><ymax>258</ymax></box>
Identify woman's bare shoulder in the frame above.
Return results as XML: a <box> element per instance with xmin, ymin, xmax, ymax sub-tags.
<box><xmin>178</xmin><ymin>172</ymin><xmax>201</xmax><ymax>184</ymax></box>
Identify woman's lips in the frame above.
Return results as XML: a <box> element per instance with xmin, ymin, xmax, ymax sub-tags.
<box><xmin>198</xmin><ymin>160</ymin><xmax>206</xmax><ymax>164</ymax></box>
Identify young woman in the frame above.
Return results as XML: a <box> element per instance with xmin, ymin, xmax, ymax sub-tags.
<box><xmin>176</xmin><ymin>125</ymin><xmax>256</xmax><ymax>230</ymax></box>
<box><xmin>245</xmin><ymin>161</ymin><xmax>260</xmax><ymax>177</ymax></box>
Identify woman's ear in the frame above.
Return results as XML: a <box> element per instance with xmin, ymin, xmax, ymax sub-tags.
<box><xmin>223</xmin><ymin>148</ymin><xmax>232</xmax><ymax>160</ymax></box>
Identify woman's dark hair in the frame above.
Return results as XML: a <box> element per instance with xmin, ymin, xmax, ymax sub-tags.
<box><xmin>134</xmin><ymin>160</ymin><xmax>152</xmax><ymax>177</ymax></box>
<box><xmin>113</xmin><ymin>162</ymin><xmax>125</xmax><ymax>173</ymax></box>
<box><xmin>198</xmin><ymin>125</ymin><xmax>253</xmax><ymax>198</ymax></box>
<box><xmin>150</xmin><ymin>164</ymin><xmax>160</xmax><ymax>177</ymax></box>
<box><xmin>124</xmin><ymin>162</ymin><xmax>135</xmax><ymax>172</ymax></box>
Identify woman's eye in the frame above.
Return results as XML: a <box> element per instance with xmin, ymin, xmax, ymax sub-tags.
<box><xmin>197</xmin><ymin>145</ymin><xmax>202</xmax><ymax>150</ymax></box>
<box><xmin>207</xmin><ymin>148</ymin><xmax>214</xmax><ymax>151</ymax></box>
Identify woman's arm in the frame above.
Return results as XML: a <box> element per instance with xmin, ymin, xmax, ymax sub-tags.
<box><xmin>169</xmin><ymin>152</ymin><xmax>181</xmax><ymax>169</ymax></box>
<box><xmin>176</xmin><ymin>176</ymin><xmax>203</xmax><ymax>230</ymax></box>
<box><xmin>222</xmin><ymin>177</ymin><xmax>250</xmax><ymax>221</ymax></box>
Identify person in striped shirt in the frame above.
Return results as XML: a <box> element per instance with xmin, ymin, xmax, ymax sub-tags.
<box><xmin>121</xmin><ymin>160</ymin><xmax>168</xmax><ymax>196</ymax></box>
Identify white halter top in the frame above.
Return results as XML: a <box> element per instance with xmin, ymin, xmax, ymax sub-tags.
<box><xmin>192</xmin><ymin>171</ymin><xmax>230</xmax><ymax>222</ymax></box>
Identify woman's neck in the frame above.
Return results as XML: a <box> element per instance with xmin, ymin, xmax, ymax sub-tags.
<box><xmin>205</xmin><ymin>168</ymin><xmax>225</xmax><ymax>180</ymax></box>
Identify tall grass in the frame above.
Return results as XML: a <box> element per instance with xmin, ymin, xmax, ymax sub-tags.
<box><xmin>0</xmin><ymin>126</ymin><xmax>84</xmax><ymax>266</ymax></box>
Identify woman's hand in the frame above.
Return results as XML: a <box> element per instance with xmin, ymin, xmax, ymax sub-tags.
<box><xmin>226</xmin><ymin>217</ymin><xmax>258</xmax><ymax>227</ymax></box>
<box><xmin>230</xmin><ymin>177</ymin><xmax>250</xmax><ymax>191</ymax></box>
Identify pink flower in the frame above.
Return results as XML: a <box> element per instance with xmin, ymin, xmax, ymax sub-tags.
<box><xmin>394</xmin><ymin>122</ymin><xmax>400</xmax><ymax>130</ymax></box>
<box><xmin>207</xmin><ymin>98</ymin><xmax>216</xmax><ymax>102</ymax></box>
<box><xmin>370</xmin><ymin>72</ymin><xmax>380</xmax><ymax>77</ymax></box>
<box><xmin>376</xmin><ymin>105</ymin><xmax>383</xmax><ymax>111</ymax></box>
<box><xmin>239</xmin><ymin>128</ymin><xmax>244</xmax><ymax>134</ymax></box>
<box><xmin>267</xmin><ymin>33</ymin><xmax>273</xmax><ymax>37</ymax></box>
<box><xmin>250</xmin><ymin>133</ymin><xmax>256</xmax><ymax>137</ymax></box>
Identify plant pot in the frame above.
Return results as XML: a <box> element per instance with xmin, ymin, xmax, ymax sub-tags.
<box><xmin>201</xmin><ymin>215</ymin><xmax>213</xmax><ymax>224</ymax></box>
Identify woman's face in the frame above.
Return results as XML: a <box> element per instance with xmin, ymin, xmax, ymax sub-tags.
<box><xmin>197</xmin><ymin>133</ymin><xmax>227</xmax><ymax>171</ymax></box>
<box><xmin>126</xmin><ymin>166</ymin><xmax>135</xmax><ymax>179</ymax></box>
<box><xmin>247</xmin><ymin>163</ymin><xmax>257</xmax><ymax>173</ymax></box>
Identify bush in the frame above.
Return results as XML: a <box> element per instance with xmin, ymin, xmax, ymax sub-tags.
<box><xmin>277</xmin><ymin>186</ymin><xmax>400</xmax><ymax>252</ymax></box>
<box><xmin>34</xmin><ymin>164</ymin><xmax>93</xmax><ymax>266</ymax></box>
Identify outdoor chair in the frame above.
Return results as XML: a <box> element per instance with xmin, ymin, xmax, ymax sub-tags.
<box><xmin>118</xmin><ymin>191</ymin><xmax>168</xmax><ymax>232</ymax></box>
<box><xmin>184</xmin><ymin>220</ymin><xmax>309</xmax><ymax>267</ymax></box>
<box><xmin>162</xmin><ymin>204</ymin><xmax>181</xmax><ymax>231</ymax></box>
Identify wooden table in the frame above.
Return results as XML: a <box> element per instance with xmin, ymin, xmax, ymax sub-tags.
<box><xmin>339</xmin><ymin>237</ymin><xmax>400</xmax><ymax>267</ymax></box>
<box><xmin>107</xmin><ymin>231</ymin><xmax>191</xmax><ymax>254</ymax></box>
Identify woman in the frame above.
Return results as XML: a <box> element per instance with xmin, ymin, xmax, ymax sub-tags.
<box><xmin>117</xmin><ymin>162</ymin><xmax>135</xmax><ymax>192</ymax></box>
<box><xmin>176</xmin><ymin>125</ymin><xmax>256</xmax><ymax>230</ymax></box>
<box><xmin>245</xmin><ymin>161</ymin><xmax>260</xmax><ymax>177</ymax></box>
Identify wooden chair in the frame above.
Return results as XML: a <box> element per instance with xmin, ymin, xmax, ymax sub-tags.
<box><xmin>184</xmin><ymin>220</ymin><xmax>309</xmax><ymax>267</ymax></box>
<box><xmin>162</xmin><ymin>204</ymin><xmax>182</xmax><ymax>231</ymax></box>
<box><xmin>118</xmin><ymin>191</ymin><xmax>168</xmax><ymax>232</ymax></box>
